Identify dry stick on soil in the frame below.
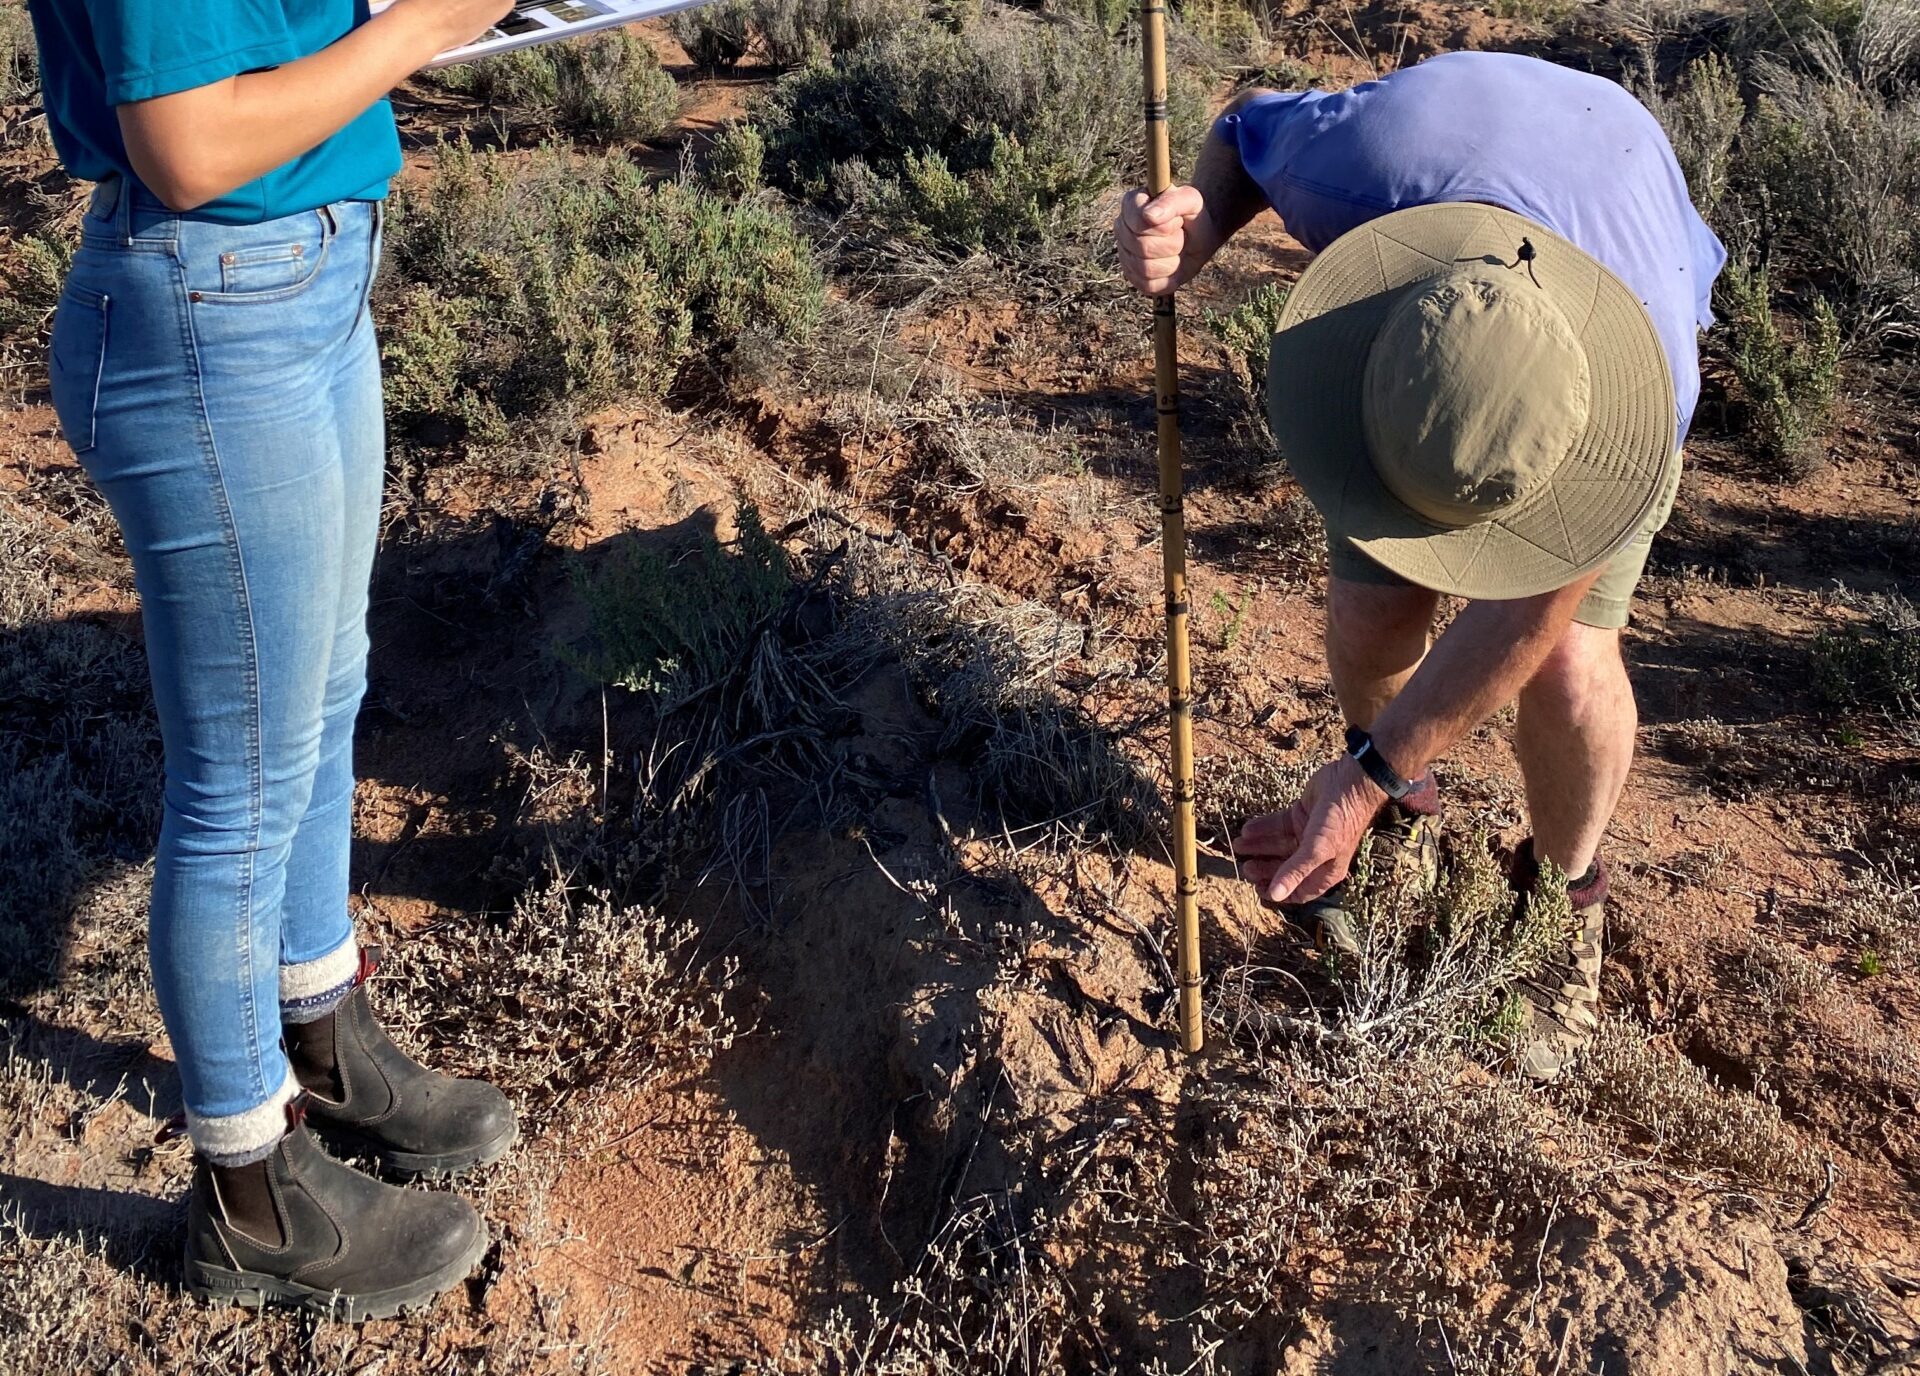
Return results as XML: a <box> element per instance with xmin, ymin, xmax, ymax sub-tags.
<box><xmin>1141</xmin><ymin>0</ymin><xmax>1204</xmax><ymax>1056</ymax></box>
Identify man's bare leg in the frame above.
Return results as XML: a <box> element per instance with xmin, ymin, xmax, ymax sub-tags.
<box><xmin>1513</xmin><ymin>621</ymin><xmax>1636</xmax><ymax>879</ymax></box>
<box><xmin>1325</xmin><ymin>577</ymin><xmax>1441</xmax><ymax>730</ymax></box>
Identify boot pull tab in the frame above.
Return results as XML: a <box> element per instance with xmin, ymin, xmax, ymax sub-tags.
<box><xmin>354</xmin><ymin>946</ymin><xmax>384</xmax><ymax>987</ymax></box>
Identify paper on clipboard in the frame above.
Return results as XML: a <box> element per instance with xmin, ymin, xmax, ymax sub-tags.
<box><xmin>373</xmin><ymin>0</ymin><xmax>713</xmax><ymax>68</ymax></box>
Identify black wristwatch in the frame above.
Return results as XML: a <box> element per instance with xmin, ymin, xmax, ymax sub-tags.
<box><xmin>1344</xmin><ymin>726</ymin><xmax>1411</xmax><ymax>801</ymax></box>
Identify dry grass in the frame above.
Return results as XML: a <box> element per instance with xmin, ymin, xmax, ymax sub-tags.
<box><xmin>0</xmin><ymin>498</ymin><xmax>158</xmax><ymax>981</ymax></box>
<box><xmin>1559</xmin><ymin>1019</ymin><xmax>1824</xmax><ymax>1191</ymax></box>
<box><xmin>381</xmin><ymin>878</ymin><xmax>741</xmax><ymax>1137</ymax></box>
<box><xmin>838</xmin><ymin>526</ymin><xmax>1162</xmax><ymax>850</ymax></box>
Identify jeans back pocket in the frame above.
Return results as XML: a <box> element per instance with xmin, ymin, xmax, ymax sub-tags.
<box><xmin>49</xmin><ymin>286</ymin><xmax>109</xmax><ymax>456</ymax></box>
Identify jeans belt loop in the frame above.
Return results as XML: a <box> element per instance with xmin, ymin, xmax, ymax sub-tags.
<box><xmin>88</xmin><ymin>175</ymin><xmax>126</xmax><ymax>237</ymax></box>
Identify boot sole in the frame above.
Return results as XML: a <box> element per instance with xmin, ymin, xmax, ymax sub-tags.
<box><xmin>315</xmin><ymin>1116</ymin><xmax>519</xmax><ymax>1182</ymax></box>
<box><xmin>186</xmin><ymin>1217</ymin><xmax>488</xmax><ymax>1323</ymax></box>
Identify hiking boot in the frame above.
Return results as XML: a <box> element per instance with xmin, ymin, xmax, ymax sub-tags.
<box><xmin>185</xmin><ymin>1103</ymin><xmax>488</xmax><ymax>1321</ymax></box>
<box><xmin>1284</xmin><ymin>775</ymin><xmax>1441</xmax><ymax>956</ymax></box>
<box><xmin>286</xmin><ymin>948</ymin><xmax>517</xmax><ymax>1180</ymax></box>
<box><xmin>1510</xmin><ymin>839</ymin><xmax>1609</xmax><ymax>1083</ymax></box>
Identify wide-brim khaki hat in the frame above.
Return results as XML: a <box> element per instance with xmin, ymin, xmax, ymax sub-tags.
<box><xmin>1267</xmin><ymin>203</ymin><xmax>1678</xmax><ymax>600</ymax></box>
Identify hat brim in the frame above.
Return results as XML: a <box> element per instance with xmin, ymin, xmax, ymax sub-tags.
<box><xmin>1266</xmin><ymin>204</ymin><xmax>1678</xmax><ymax>600</ymax></box>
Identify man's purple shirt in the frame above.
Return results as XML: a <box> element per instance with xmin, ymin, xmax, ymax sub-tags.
<box><xmin>1226</xmin><ymin>51</ymin><xmax>1727</xmax><ymax>436</ymax></box>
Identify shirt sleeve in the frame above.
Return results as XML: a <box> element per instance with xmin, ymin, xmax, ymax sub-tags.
<box><xmin>1219</xmin><ymin>91</ymin><xmax>1317</xmax><ymax>196</ymax></box>
<box><xmin>82</xmin><ymin>0</ymin><xmax>315</xmax><ymax>104</ymax></box>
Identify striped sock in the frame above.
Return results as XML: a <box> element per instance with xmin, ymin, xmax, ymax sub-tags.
<box><xmin>280</xmin><ymin>934</ymin><xmax>360</xmax><ymax>1026</ymax></box>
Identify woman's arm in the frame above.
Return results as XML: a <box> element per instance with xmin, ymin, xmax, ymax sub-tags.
<box><xmin>118</xmin><ymin>0</ymin><xmax>512</xmax><ymax>213</ymax></box>
<box><xmin>1116</xmin><ymin>88</ymin><xmax>1276</xmax><ymax>296</ymax></box>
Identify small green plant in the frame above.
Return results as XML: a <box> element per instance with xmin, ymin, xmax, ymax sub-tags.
<box><xmin>380</xmin><ymin>141</ymin><xmax>825</xmax><ymax>441</ymax></box>
<box><xmin>1182</xmin><ymin>0</ymin><xmax>1267</xmax><ymax>61</ymax></box>
<box><xmin>669</xmin><ymin>0</ymin><xmax>921</xmax><ymax>68</ymax></box>
<box><xmin>0</xmin><ymin>231</ymin><xmax>75</xmax><ymax>365</ymax></box>
<box><xmin>1859</xmin><ymin>949</ymin><xmax>1885</xmax><ymax>977</ymax></box>
<box><xmin>1812</xmin><ymin>591</ymin><xmax>1920</xmax><ymax>719</ymax></box>
<box><xmin>1209</xmin><ymin>588</ymin><xmax>1250</xmax><ymax>650</ymax></box>
<box><xmin>432</xmin><ymin>30</ymin><xmax>681</xmax><ymax>142</ymax></box>
<box><xmin>1643</xmin><ymin>52</ymin><xmax>1745</xmax><ymax>221</ymax></box>
<box><xmin>1717</xmin><ymin>258</ymin><xmax>1840</xmax><ymax>479</ymax></box>
<box><xmin>755</xmin><ymin>19</ymin><xmax>1207</xmax><ymax>253</ymax></box>
<box><xmin>0</xmin><ymin>0</ymin><xmax>36</xmax><ymax>106</ymax></box>
<box><xmin>1204</xmin><ymin>280</ymin><xmax>1290</xmax><ymax>433</ymax></box>
<box><xmin>1486</xmin><ymin>0</ymin><xmax>1577</xmax><ymax>26</ymax></box>
<box><xmin>574</xmin><ymin>506</ymin><xmax>791</xmax><ymax>701</ymax></box>
<box><xmin>704</xmin><ymin>121</ymin><xmax>766</xmax><ymax>197</ymax></box>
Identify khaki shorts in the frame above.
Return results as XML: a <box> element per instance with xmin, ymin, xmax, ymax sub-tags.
<box><xmin>1325</xmin><ymin>450</ymin><xmax>1684</xmax><ymax>630</ymax></box>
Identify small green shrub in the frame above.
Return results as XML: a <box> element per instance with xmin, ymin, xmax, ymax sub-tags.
<box><xmin>432</xmin><ymin>30</ymin><xmax>681</xmax><ymax>142</ymax></box>
<box><xmin>1813</xmin><ymin>591</ymin><xmax>1920</xmax><ymax>719</ymax></box>
<box><xmin>1204</xmin><ymin>280</ymin><xmax>1289</xmax><ymax>432</ymax></box>
<box><xmin>1179</xmin><ymin>0</ymin><xmax>1266</xmax><ymax>58</ymax></box>
<box><xmin>0</xmin><ymin>0</ymin><xmax>36</xmax><ymax>105</ymax></box>
<box><xmin>704</xmin><ymin>121</ymin><xmax>766</xmax><ymax>197</ymax></box>
<box><xmin>1639</xmin><ymin>9</ymin><xmax>1920</xmax><ymax>347</ymax></box>
<box><xmin>0</xmin><ymin>231</ymin><xmax>75</xmax><ymax>366</ymax></box>
<box><xmin>1722</xmin><ymin>76</ymin><xmax>1920</xmax><ymax>341</ymax></box>
<box><xmin>380</xmin><ymin>141</ymin><xmax>825</xmax><ymax>440</ymax></box>
<box><xmin>1716</xmin><ymin>258</ymin><xmax>1840</xmax><ymax>478</ymax></box>
<box><xmin>1486</xmin><ymin>0</ymin><xmax>1577</xmax><ymax>26</ymax></box>
<box><xmin>1643</xmin><ymin>52</ymin><xmax>1745</xmax><ymax>221</ymax></box>
<box><xmin>669</xmin><ymin>0</ymin><xmax>922</xmax><ymax>67</ymax></box>
<box><xmin>755</xmin><ymin>17</ymin><xmax>1207</xmax><ymax>253</ymax></box>
<box><xmin>574</xmin><ymin>506</ymin><xmax>791</xmax><ymax>701</ymax></box>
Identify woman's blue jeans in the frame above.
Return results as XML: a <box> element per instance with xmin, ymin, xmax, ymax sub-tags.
<box><xmin>48</xmin><ymin>183</ymin><xmax>384</xmax><ymax>1164</ymax></box>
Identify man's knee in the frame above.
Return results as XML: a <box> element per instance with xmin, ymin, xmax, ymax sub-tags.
<box><xmin>1526</xmin><ymin>622</ymin><xmax>1627</xmax><ymax>713</ymax></box>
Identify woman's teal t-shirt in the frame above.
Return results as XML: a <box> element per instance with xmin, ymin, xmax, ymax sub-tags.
<box><xmin>25</xmin><ymin>0</ymin><xmax>401</xmax><ymax>224</ymax></box>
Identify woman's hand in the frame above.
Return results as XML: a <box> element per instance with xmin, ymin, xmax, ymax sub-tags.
<box><xmin>1235</xmin><ymin>756</ymin><xmax>1388</xmax><ymax>904</ymax></box>
<box><xmin>1115</xmin><ymin>186</ymin><xmax>1206</xmax><ymax>296</ymax></box>
<box><xmin>386</xmin><ymin>0</ymin><xmax>517</xmax><ymax>53</ymax></box>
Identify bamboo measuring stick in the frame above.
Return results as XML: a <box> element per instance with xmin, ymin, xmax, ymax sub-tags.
<box><xmin>1140</xmin><ymin>2</ymin><xmax>1204</xmax><ymax>1054</ymax></box>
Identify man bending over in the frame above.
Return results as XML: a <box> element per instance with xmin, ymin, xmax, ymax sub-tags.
<box><xmin>1115</xmin><ymin>52</ymin><xmax>1724</xmax><ymax>1078</ymax></box>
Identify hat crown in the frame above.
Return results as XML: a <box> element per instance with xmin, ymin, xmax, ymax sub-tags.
<box><xmin>1361</xmin><ymin>270</ymin><xmax>1591</xmax><ymax>531</ymax></box>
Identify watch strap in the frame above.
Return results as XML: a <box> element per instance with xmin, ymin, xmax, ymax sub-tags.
<box><xmin>1345</xmin><ymin>726</ymin><xmax>1411</xmax><ymax>801</ymax></box>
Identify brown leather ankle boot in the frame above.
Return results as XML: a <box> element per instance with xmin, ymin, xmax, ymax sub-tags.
<box><xmin>285</xmin><ymin>948</ymin><xmax>517</xmax><ymax>1179</ymax></box>
<box><xmin>186</xmin><ymin>1099</ymin><xmax>487</xmax><ymax>1321</ymax></box>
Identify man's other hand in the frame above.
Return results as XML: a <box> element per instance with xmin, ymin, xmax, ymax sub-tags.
<box><xmin>1116</xmin><ymin>186</ymin><xmax>1204</xmax><ymax>296</ymax></box>
<box><xmin>1235</xmin><ymin>756</ymin><xmax>1388</xmax><ymax>905</ymax></box>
